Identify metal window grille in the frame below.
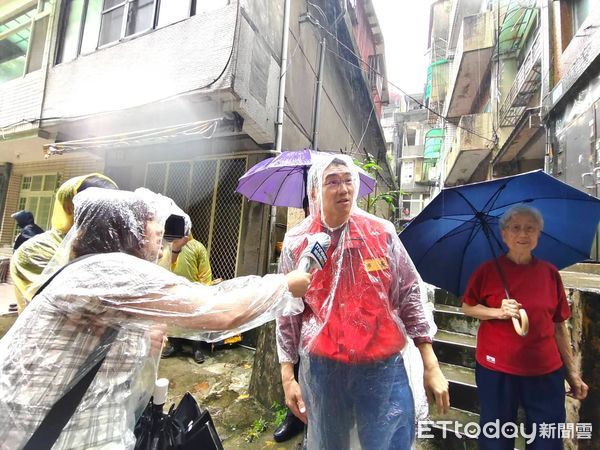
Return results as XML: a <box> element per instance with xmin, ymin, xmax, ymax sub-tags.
<box><xmin>145</xmin><ymin>157</ymin><xmax>247</xmax><ymax>280</ymax></box>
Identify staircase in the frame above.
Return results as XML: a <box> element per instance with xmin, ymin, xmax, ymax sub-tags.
<box><xmin>426</xmin><ymin>288</ymin><xmax>527</xmax><ymax>449</ymax></box>
<box><xmin>421</xmin><ymin>288</ymin><xmax>479</xmax><ymax>449</ymax></box>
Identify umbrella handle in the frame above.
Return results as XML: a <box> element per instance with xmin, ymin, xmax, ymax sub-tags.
<box><xmin>511</xmin><ymin>309</ymin><xmax>529</xmax><ymax>337</ymax></box>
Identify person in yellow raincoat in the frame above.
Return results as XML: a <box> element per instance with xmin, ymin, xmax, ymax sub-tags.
<box><xmin>9</xmin><ymin>173</ymin><xmax>117</xmax><ymax>311</ymax></box>
<box><xmin>162</xmin><ymin>229</ymin><xmax>214</xmax><ymax>363</ymax></box>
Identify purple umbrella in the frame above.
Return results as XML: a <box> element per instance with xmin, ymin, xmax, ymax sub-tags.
<box><xmin>235</xmin><ymin>149</ymin><xmax>376</xmax><ymax>208</ymax></box>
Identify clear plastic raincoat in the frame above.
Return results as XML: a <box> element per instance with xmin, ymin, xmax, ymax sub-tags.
<box><xmin>9</xmin><ymin>173</ymin><xmax>118</xmax><ymax>311</ymax></box>
<box><xmin>0</xmin><ymin>188</ymin><xmax>303</xmax><ymax>450</ymax></box>
<box><xmin>276</xmin><ymin>154</ymin><xmax>435</xmax><ymax>449</ymax></box>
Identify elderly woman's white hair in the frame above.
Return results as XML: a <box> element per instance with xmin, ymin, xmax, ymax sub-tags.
<box><xmin>499</xmin><ymin>204</ymin><xmax>544</xmax><ymax>231</ymax></box>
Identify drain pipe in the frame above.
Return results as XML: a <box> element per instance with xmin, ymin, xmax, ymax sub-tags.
<box><xmin>312</xmin><ymin>37</ymin><xmax>326</xmax><ymax>151</ymax></box>
<box><xmin>267</xmin><ymin>0</ymin><xmax>291</xmax><ymax>272</ymax></box>
<box><xmin>275</xmin><ymin>0</ymin><xmax>291</xmax><ymax>153</ymax></box>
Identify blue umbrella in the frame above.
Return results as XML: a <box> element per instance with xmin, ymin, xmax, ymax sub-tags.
<box><xmin>400</xmin><ymin>170</ymin><xmax>600</xmax><ymax>297</ymax></box>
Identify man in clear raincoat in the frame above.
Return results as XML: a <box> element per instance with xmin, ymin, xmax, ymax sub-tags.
<box><xmin>10</xmin><ymin>173</ymin><xmax>117</xmax><ymax>311</ymax></box>
<box><xmin>0</xmin><ymin>187</ymin><xmax>311</xmax><ymax>449</ymax></box>
<box><xmin>276</xmin><ymin>154</ymin><xmax>450</xmax><ymax>449</ymax></box>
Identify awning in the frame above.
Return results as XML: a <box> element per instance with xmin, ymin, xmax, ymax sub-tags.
<box><xmin>498</xmin><ymin>0</ymin><xmax>538</xmax><ymax>55</ymax></box>
<box><xmin>423</xmin><ymin>128</ymin><xmax>444</xmax><ymax>159</ymax></box>
<box><xmin>425</xmin><ymin>59</ymin><xmax>448</xmax><ymax>100</ymax></box>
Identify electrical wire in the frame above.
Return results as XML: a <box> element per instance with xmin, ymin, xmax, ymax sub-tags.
<box><xmin>311</xmin><ymin>18</ymin><xmax>497</xmax><ymax>145</ymax></box>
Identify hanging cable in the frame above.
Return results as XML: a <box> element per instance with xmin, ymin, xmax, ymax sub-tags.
<box><xmin>310</xmin><ymin>18</ymin><xmax>497</xmax><ymax>145</ymax></box>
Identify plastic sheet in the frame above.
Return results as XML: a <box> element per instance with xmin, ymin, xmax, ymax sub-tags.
<box><xmin>276</xmin><ymin>153</ymin><xmax>436</xmax><ymax>448</ymax></box>
<box><xmin>0</xmin><ymin>187</ymin><xmax>305</xmax><ymax>449</ymax></box>
<box><xmin>9</xmin><ymin>173</ymin><xmax>118</xmax><ymax>311</ymax></box>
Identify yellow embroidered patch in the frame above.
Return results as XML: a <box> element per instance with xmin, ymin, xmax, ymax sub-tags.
<box><xmin>364</xmin><ymin>258</ymin><xmax>389</xmax><ymax>272</ymax></box>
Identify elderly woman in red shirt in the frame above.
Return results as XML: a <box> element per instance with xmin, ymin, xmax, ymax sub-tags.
<box><xmin>462</xmin><ymin>204</ymin><xmax>588</xmax><ymax>449</ymax></box>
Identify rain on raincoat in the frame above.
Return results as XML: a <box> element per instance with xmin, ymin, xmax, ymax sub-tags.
<box><xmin>0</xmin><ymin>187</ymin><xmax>303</xmax><ymax>450</ymax></box>
<box><xmin>9</xmin><ymin>173</ymin><xmax>117</xmax><ymax>311</ymax></box>
<box><xmin>276</xmin><ymin>153</ymin><xmax>435</xmax><ymax>449</ymax></box>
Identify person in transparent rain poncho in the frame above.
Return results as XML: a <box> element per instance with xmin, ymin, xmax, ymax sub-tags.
<box><xmin>10</xmin><ymin>173</ymin><xmax>118</xmax><ymax>312</ymax></box>
<box><xmin>276</xmin><ymin>154</ymin><xmax>450</xmax><ymax>450</ymax></box>
<box><xmin>0</xmin><ymin>188</ymin><xmax>311</xmax><ymax>450</ymax></box>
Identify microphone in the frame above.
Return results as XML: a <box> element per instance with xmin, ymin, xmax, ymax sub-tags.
<box><xmin>297</xmin><ymin>233</ymin><xmax>331</xmax><ymax>272</ymax></box>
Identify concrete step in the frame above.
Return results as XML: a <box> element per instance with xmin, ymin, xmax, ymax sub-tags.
<box><xmin>434</xmin><ymin>304</ymin><xmax>479</xmax><ymax>336</ymax></box>
<box><xmin>433</xmin><ymin>288</ymin><xmax>462</xmax><ymax>308</ymax></box>
<box><xmin>421</xmin><ymin>407</ymin><xmax>479</xmax><ymax>449</ymax></box>
<box><xmin>422</xmin><ymin>406</ymin><xmax>526</xmax><ymax>450</ymax></box>
<box><xmin>433</xmin><ymin>330</ymin><xmax>476</xmax><ymax>369</ymax></box>
<box><xmin>439</xmin><ymin>362</ymin><xmax>478</xmax><ymax>414</ymax></box>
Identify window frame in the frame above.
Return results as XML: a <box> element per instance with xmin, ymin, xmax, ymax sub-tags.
<box><xmin>0</xmin><ymin>0</ymin><xmax>51</xmax><ymax>83</ymax></box>
<box><xmin>14</xmin><ymin>172</ymin><xmax>58</xmax><ymax>236</ymax></box>
<box><xmin>56</xmin><ymin>0</ymin><xmax>199</xmax><ymax>64</ymax></box>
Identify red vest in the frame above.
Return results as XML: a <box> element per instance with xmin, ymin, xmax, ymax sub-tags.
<box><xmin>297</xmin><ymin>215</ymin><xmax>405</xmax><ymax>363</ymax></box>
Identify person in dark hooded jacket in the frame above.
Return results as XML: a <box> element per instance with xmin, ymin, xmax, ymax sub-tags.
<box><xmin>11</xmin><ymin>210</ymin><xmax>44</xmax><ymax>251</ymax></box>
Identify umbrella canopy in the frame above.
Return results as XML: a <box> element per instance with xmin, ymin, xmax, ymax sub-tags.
<box><xmin>135</xmin><ymin>391</ymin><xmax>223</xmax><ymax>450</ymax></box>
<box><xmin>400</xmin><ymin>170</ymin><xmax>600</xmax><ymax>297</ymax></box>
<box><xmin>235</xmin><ymin>149</ymin><xmax>376</xmax><ymax>208</ymax></box>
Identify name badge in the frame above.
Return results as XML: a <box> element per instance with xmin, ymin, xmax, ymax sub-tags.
<box><xmin>364</xmin><ymin>258</ymin><xmax>389</xmax><ymax>272</ymax></box>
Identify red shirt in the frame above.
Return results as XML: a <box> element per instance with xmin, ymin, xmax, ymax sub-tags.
<box><xmin>463</xmin><ymin>255</ymin><xmax>570</xmax><ymax>376</ymax></box>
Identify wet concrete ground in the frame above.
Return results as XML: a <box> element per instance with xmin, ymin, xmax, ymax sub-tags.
<box><xmin>157</xmin><ymin>345</ymin><xmax>304</xmax><ymax>449</ymax></box>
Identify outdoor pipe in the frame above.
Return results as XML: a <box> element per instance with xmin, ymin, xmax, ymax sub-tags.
<box><xmin>267</xmin><ymin>0</ymin><xmax>291</xmax><ymax>272</ymax></box>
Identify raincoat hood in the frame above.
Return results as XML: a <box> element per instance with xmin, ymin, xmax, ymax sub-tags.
<box><xmin>306</xmin><ymin>153</ymin><xmax>360</xmax><ymax>228</ymax></box>
<box><xmin>11</xmin><ymin>210</ymin><xmax>35</xmax><ymax>228</ymax></box>
<box><xmin>51</xmin><ymin>173</ymin><xmax>118</xmax><ymax>234</ymax></box>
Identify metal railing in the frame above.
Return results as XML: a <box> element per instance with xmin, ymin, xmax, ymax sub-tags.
<box><xmin>499</xmin><ymin>32</ymin><xmax>542</xmax><ymax>127</ymax></box>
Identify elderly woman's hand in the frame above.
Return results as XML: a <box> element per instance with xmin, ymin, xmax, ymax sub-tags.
<box><xmin>498</xmin><ymin>299</ymin><xmax>521</xmax><ymax>320</ymax></box>
<box><xmin>566</xmin><ymin>371</ymin><xmax>589</xmax><ymax>400</ymax></box>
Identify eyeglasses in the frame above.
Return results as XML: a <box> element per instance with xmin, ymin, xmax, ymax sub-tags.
<box><xmin>505</xmin><ymin>224</ymin><xmax>539</xmax><ymax>234</ymax></box>
<box><xmin>323</xmin><ymin>178</ymin><xmax>354</xmax><ymax>190</ymax></box>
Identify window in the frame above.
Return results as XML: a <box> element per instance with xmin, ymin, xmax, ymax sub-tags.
<box><xmin>572</xmin><ymin>0</ymin><xmax>591</xmax><ymax>31</ymax></box>
<box><xmin>15</xmin><ymin>173</ymin><xmax>58</xmax><ymax>232</ymax></box>
<box><xmin>401</xmin><ymin>161</ymin><xmax>415</xmax><ymax>184</ymax></box>
<box><xmin>405</xmin><ymin>128</ymin><xmax>417</xmax><ymax>146</ymax></box>
<box><xmin>98</xmin><ymin>0</ymin><xmax>156</xmax><ymax>46</ymax></box>
<box><xmin>0</xmin><ymin>0</ymin><xmax>51</xmax><ymax>83</ymax></box>
<box><xmin>367</xmin><ymin>54</ymin><xmax>383</xmax><ymax>96</ymax></box>
<box><xmin>57</xmin><ymin>0</ymin><xmax>199</xmax><ymax>63</ymax></box>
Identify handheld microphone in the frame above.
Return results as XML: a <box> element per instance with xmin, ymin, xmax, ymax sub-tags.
<box><xmin>297</xmin><ymin>233</ymin><xmax>331</xmax><ymax>272</ymax></box>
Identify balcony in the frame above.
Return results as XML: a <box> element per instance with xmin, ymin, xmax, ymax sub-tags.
<box><xmin>401</xmin><ymin>145</ymin><xmax>424</xmax><ymax>159</ymax></box>
<box><xmin>444</xmin><ymin>11</ymin><xmax>494</xmax><ymax>119</ymax></box>
<box><xmin>400</xmin><ymin>146</ymin><xmax>430</xmax><ymax>192</ymax></box>
<box><xmin>499</xmin><ymin>32</ymin><xmax>542</xmax><ymax>127</ymax></box>
<box><xmin>447</xmin><ymin>0</ymin><xmax>484</xmax><ymax>58</ymax></box>
<box><xmin>40</xmin><ymin>3</ymin><xmax>280</xmax><ymax>145</ymax></box>
<box><xmin>444</xmin><ymin>113</ymin><xmax>493</xmax><ymax>186</ymax></box>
